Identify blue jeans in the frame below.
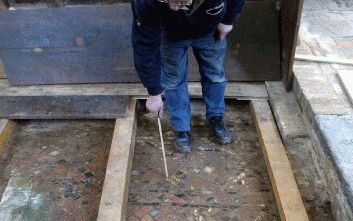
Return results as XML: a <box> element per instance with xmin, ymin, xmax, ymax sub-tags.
<box><xmin>161</xmin><ymin>33</ymin><xmax>227</xmax><ymax>132</ymax></box>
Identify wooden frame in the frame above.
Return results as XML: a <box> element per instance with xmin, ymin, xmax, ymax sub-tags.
<box><xmin>95</xmin><ymin>99</ymin><xmax>309</xmax><ymax>221</ymax></box>
<box><xmin>0</xmin><ymin>99</ymin><xmax>310</xmax><ymax>220</ymax></box>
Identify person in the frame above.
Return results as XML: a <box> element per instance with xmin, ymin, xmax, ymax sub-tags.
<box><xmin>131</xmin><ymin>0</ymin><xmax>245</xmax><ymax>153</ymax></box>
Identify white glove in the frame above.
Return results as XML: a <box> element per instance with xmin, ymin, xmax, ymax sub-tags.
<box><xmin>146</xmin><ymin>94</ymin><xmax>164</xmax><ymax>117</ymax></box>
<box><xmin>217</xmin><ymin>23</ymin><xmax>233</xmax><ymax>41</ymax></box>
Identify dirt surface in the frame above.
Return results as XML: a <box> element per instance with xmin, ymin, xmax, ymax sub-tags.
<box><xmin>0</xmin><ymin>120</ymin><xmax>114</xmax><ymax>221</ymax></box>
<box><xmin>127</xmin><ymin>100</ymin><xmax>280</xmax><ymax>221</ymax></box>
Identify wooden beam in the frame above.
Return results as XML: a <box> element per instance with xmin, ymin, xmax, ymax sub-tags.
<box><xmin>0</xmin><ymin>0</ymin><xmax>9</xmax><ymax>9</ymax></box>
<box><xmin>0</xmin><ymin>120</ymin><xmax>16</xmax><ymax>154</ymax></box>
<box><xmin>0</xmin><ymin>80</ymin><xmax>268</xmax><ymax>100</ymax></box>
<box><xmin>296</xmin><ymin>54</ymin><xmax>353</xmax><ymax>66</ymax></box>
<box><xmin>250</xmin><ymin>100</ymin><xmax>309</xmax><ymax>221</ymax></box>
<box><xmin>0</xmin><ymin>59</ymin><xmax>6</xmax><ymax>79</ymax></box>
<box><xmin>280</xmin><ymin>0</ymin><xmax>304</xmax><ymax>91</ymax></box>
<box><xmin>97</xmin><ymin>99</ymin><xmax>137</xmax><ymax>221</ymax></box>
<box><xmin>337</xmin><ymin>71</ymin><xmax>353</xmax><ymax>105</ymax></box>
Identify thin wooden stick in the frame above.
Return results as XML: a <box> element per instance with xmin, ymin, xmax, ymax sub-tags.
<box><xmin>295</xmin><ymin>54</ymin><xmax>353</xmax><ymax>66</ymax></box>
<box><xmin>158</xmin><ymin>117</ymin><xmax>169</xmax><ymax>178</ymax></box>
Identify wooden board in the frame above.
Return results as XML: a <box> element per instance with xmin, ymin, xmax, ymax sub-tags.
<box><xmin>0</xmin><ymin>0</ymin><xmax>8</xmax><ymax>9</ymax></box>
<box><xmin>337</xmin><ymin>71</ymin><xmax>353</xmax><ymax>105</ymax></box>
<box><xmin>250</xmin><ymin>100</ymin><xmax>309</xmax><ymax>221</ymax></box>
<box><xmin>98</xmin><ymin>99</ymin><xmax>137</xmax><ymax>221</ymax></box>
<box><xmin>0</xmin><ymin>120</ymin><xmax>16</xmax><ymax>154</ymax></box>
<box><xmin>280</xmin><ymin>0</ymin><xmax>304</xmax><ymax>91</ymax></box>
<box><xmin>0</xmin><ymin>59</ymin><xmax>6</xmax><ymax>79</ymax></box>
<box><xmin>0</xmin><ymin>95</ymin><xmax>129</xmax><ymax>119</ymax></box>
<box><xmin>0</xmin><ymin>1</ymin><xmax>280</xmax><ymax>85</ymax></box>
<box><xmin>0</xmin><ymin>79</ymin><xmax>268</xmax><ymax>99</ymax></box>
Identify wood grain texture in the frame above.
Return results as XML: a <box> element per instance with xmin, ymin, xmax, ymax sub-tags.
<box><xmin>280</xmin><ymin>0</ymin><xmax>304</xmax><ymax>91</ymax></box>
<box><xmin>0</xmin><ymin>2</ymin><xmax>280</xmax><ymax>85</ymax></box>
<box><xmin>0</xmin><ymin>95</ymin><xmax>129</xmax><ymax>119</ymax></box>
<box><xmin>250</xmin><ymin>100</ymin><xmax>309</xmax><ymax>221</ymax></box>
<box><xmin>97</xmin><ymin>99</ymin><xmax>137</xmax><ymax>221</ymax></box>
<box><xmin>0</xmin><ymin>79</ymin><xmax>268</xmax><ymax>99</ymax></box>
<box><xmin>0</xmin><ymin>119</ymin><xmax>15</xmax><ymax>154</ymax></box>
<box><xmin>0</xmin><ymin>59</ymin><xmax>6</xmax><ymax>79</ymax></box>
<box><xmin>0</xmin><ymin>0</ymin><xmax>8</xmax><ymax>9</ymax></box>
<box><xmin>337</xmin><ymin>71</ymin><xmax>353</xmax><ymax>105</ymax></box>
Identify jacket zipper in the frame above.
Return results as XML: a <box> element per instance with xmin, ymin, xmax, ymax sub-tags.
<box><xmin>132</xmin><ymin>0</ymin><xmax>142</xmax><ymax>27</ymax></box>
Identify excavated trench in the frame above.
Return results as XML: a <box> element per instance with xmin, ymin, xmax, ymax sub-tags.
<box><xmin>0</xmin><ymin>100</ymin><xmax>334</xmax><ymax>221</ymax></box>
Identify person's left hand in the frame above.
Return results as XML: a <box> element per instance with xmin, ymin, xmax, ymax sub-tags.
<box><xmin>217</xmin><ymin>23</ymin><xmax>233</xmax><ymax>41</ymax></box>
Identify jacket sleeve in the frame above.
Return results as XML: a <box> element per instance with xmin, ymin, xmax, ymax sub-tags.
<box><xmin>131</xmin><ymin>1</ymin><xmax>163</xmax><ymax>96</ymax></box>
<box><xmin>221</xmin><ymin>0</ymin><xmax>246</xmax><ymax>25</ymax></box>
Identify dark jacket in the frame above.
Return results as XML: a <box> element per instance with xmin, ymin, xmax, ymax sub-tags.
<box><xmin>131</xmin><ymin>0</ymin><xmax>245</xmax><ymax>95</ymax></box>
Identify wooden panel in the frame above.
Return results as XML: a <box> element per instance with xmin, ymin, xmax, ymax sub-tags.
<box><xmin>250</xmin><ymin>100</ymin><xmax>309</xmax><ymax>221</ymax></box>
<box><xmin>0</xmin><ymin>2</ymin><xmax>280</xmax><ymax>85</ymax></box>
<box><xmin>280</xmin><ymin>0</ymin><xmax>304</xmax><ymax>91</ymax></box>
<box><xmin>0</xmin><ymin>95</ymin><xmax>129</xmax><ymax>119</ymax></box>
<box><xmin>0</xmin><ymin>79</ymin><xmax>268</xmax><ymax>99</ymax></box>
<box><xmin>98</xmin><ymin>99</ymin><xmax>137</xmax><ymax>221</ymax></box>
<box><xmin>0</xmin><ymin>120</ymin><xmax>16</xmax><ymax>154</ymax></box>
<box><xmin>337</xmin><ymin>71</ymin><xmax>353</xmax><ymax>105</ymax></box>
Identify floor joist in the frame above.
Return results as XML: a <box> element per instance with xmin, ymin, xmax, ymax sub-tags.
<box><xmin>0</xmin><ymin>119</ymin><xmax>16</xmax><ymax>154</ymax></box>
<box><xmin>250</xmin><ymin>100</ymin><xmax>309</xmax><ymax>221</ymax></box>
<box><xmin>97</xmin><ymin>99</ymin><xmax>137</xmax><ymax>221</ymax></box>
<box><xmin>0</xmin><ymin>79</ymin><xmax>268</xmax><ymax>100</ymax></box>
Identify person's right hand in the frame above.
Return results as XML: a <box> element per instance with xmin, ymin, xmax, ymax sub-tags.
<box><xmin>146</xmin><ymin>94</ymin><xmax>164</xmax><ymax>117</ymax></box>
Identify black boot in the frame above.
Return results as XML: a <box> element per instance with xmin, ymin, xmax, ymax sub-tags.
<box><xmin>209</xmin><ymin>116</ymin><xmax>233</xmax><ymax>145</ymax></box>
<box><xmin>174</xmin><ymin>131</ymin><xmax>192</xmax><ymax>153</ymax></box>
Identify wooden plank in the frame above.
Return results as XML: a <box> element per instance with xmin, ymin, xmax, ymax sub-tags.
<box><xmin>296</xmin><ymin>54</ymin><xmax>353</xmax><ymax>66</ymax></box>
<box><xmin>0</xmin><ymin>2</ymin><xmax>280</xmax><ymax>85</ymax></box>
<box><xmin>0</xmin><ymin>79</ymin><xmax>268</xmax><ymax>99</ymax></box>
<box><xmin>0</xmin><ymin>120</ymin><xmax>16</xmax><ymax>154</ymax></box>
<box><xmin>280</xmin><ymin>0</ymin><xmax>304</xmax><ymax>91</ymax></box>
<box><xmin>250</xmin><ymin>100</ymin><xmax>309</xmax><ymax>221</ymax></box>
<box><xmin>0</xmin><ymin>59</ymin><xmax>6</xmax><ymax>79</ymax></box>
<box><xmin>337</xmin><ymin>71</ymin><xmax>353</xmax><ymax>105</ymax></box>
<box><xmin>0</xmin><ymin>0</ymin><xmax>9</xmax><ymax>9</ymax></box>
<box><xmin>0</xmin><ymin>95</ymin><xmax>129</xmax><ymax>119</ymax></box>
<box><xmin>97</xmin><ymin>99</ymin><xmax>137</xmax><ymax>221</ymax></box>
